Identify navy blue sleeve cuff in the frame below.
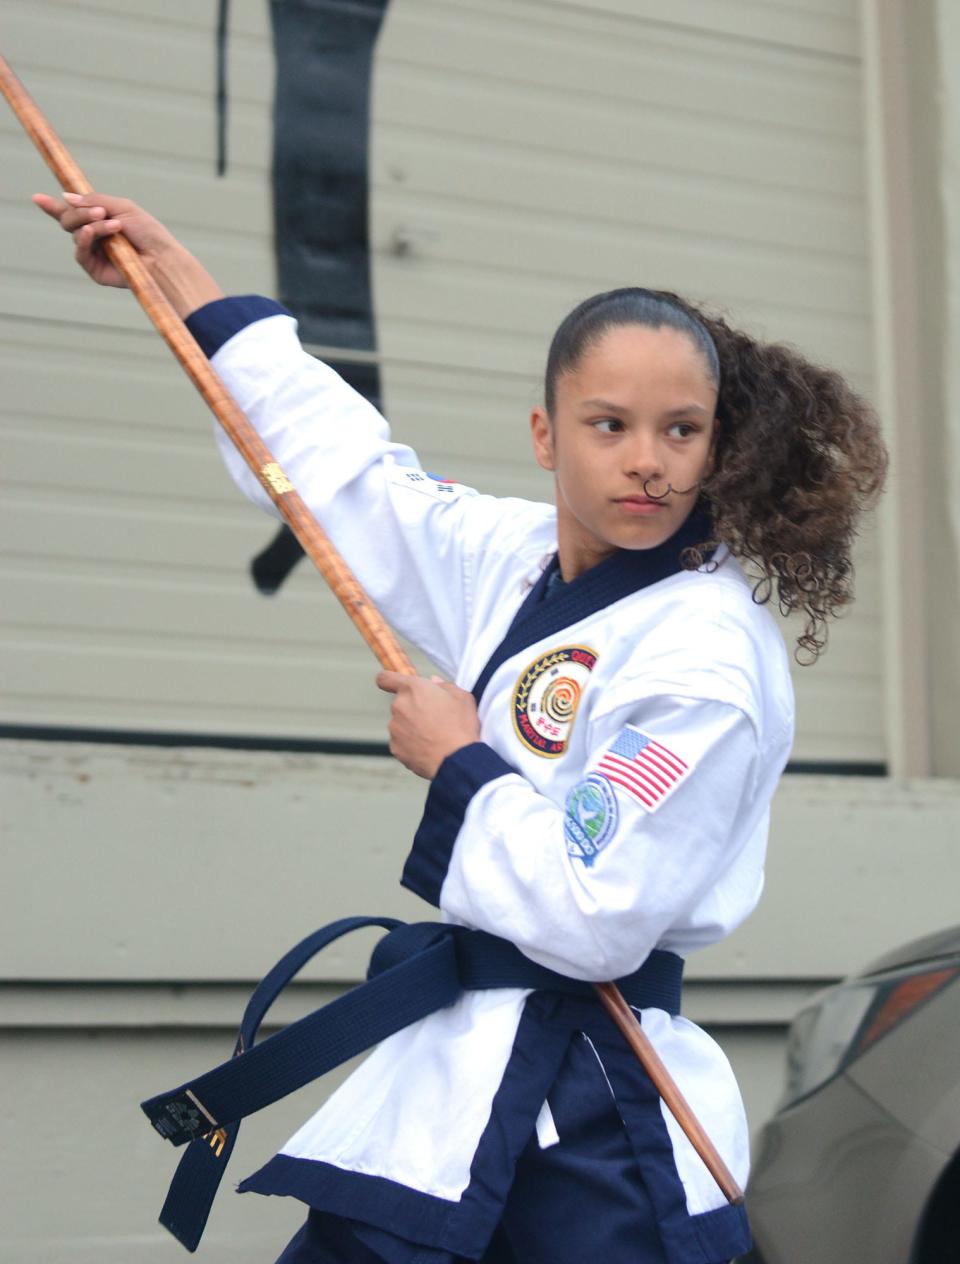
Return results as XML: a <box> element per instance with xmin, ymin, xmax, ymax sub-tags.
<box><xmin>184</xmin><ymin>295</ymin><xmax>292</xmax><ymax>359</ymax></box>
<box><xmin>401</xmin><ymin>742</ymin><xmax>518</xmax><ymax>907</ymax></box>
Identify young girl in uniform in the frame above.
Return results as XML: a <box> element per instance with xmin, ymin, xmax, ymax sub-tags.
<box><xmin>35</xmin><ymin>191</ymin><xmax>886</xmax><ymax>1264</ymax></box>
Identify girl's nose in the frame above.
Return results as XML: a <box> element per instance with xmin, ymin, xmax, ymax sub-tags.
<box><xmin>624</xmin><ymin>434</ymin><xmax>665</xmax><ymax>483</ymax></box>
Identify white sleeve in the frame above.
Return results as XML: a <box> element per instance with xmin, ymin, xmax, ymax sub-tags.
<box><xmin>203</xmin><ymin>308</ymin><xmax>552</xmax><ymax>676</ymax></box>
<box><xmin>401</xmin><ymin>694</ymin><xmax>761</xmax><ymax>981</ymax></box>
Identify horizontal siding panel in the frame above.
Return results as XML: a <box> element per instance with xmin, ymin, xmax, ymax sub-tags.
<box><xmin>792</xmin><ymin>680</ymin><xmax>885</xmax><ymax>762</ymax></box>
<box><xmin>539</xmin><ymin>0</ymin><xmax>859</xmax><ymax>56</ymax></box>
<box><xmin>371</xmin><ymin>128</ymin><xmax>869</xmax><ymax>260</ymax></box>
<box><xmin>0</xmin><ymin>321</ymin><xmax>248</xmax><ymax>433</ymax></box>
<box><xmin>370</xmin><ymin>195</ymin><xmax>872</xmax><ymax>317</ymax></box>
<box><xmin>0</xmin><ymin>72</ymin><xmax>271</xmax><ymax>174</ymax></box>
<box><xmin>373</xmin><ymin>64</ymin><xmax>864</xmax><ymax>202</ymax></box>
<box><xmin>5</xmin><ymin>429</ymin><xmax>249</xmax><ymax>508</ymax></box>
<box><xmin>0</xmin><ymin>146</ymin><xmax>272</xmax><ymax>249</ymax></box>
<box><xmin>425</xmin><ymin>0</ymin><xmax>859</xmax><ymax>59</ymax></box>
<box><xmin>385</xmin><ymin>3</ymin><xmax>861</xmax><ymax>138</ymax></box>
<box><xmin>0</xmin><ymin>647</ymin><xmax>407</xmax><ymax>741</ymax></box>
<box><xmin>0</xmin><ymin>212</ymin><xmax>276</xmax><ymax>309</ymax></box>
<box><xmin>8</xmin><ymin>0</ymin><xmax>268</xmax><ymax>39</ymax></box>
<box><xmin>5</xmin><ymin>570</ymin><xmax>355</xmax><ymax>654</ymax></box>
<box><xmin>3</xmin><ymin>2</ymin><xmax>272</xmax><ymax>106</ymax></box>
<box><xmin>3</xmin><ymin>500</ymin><xmax>271</xmax><ymax>581</ymax></box>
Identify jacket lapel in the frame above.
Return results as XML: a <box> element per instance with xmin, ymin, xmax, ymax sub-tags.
<box><xmin>472</xmin><ymin>506</ymin><xmax>713</xmax><ymax>703</ymax></box>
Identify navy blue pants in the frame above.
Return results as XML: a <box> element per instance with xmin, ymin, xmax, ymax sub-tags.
<box><xmin>273</xmin><ymin>1033</ymin><xmax>713</xmax><ymax>1264</ymax></box>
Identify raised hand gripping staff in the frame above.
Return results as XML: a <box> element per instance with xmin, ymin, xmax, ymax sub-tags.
<box><xmin>0</xmin><ymin>53</ymin><xmax>409</xmax><ymax>674</ymax></box>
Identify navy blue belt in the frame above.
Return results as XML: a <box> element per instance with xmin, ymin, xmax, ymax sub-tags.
<box><xmin>141</xmin><ymin>917</ymin><xmax>684</xmax><ymax>1252</ymax></box>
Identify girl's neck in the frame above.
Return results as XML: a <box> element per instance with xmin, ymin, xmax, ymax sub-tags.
<box><xmin>554</xmin><ymin>500</ymin><xmax>617</xmax><ymax>581</ymax></box>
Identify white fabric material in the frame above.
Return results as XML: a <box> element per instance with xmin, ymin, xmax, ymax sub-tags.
<box><xmin>210</xmin><ymin>313</ymin><xmax>555</xmax><ymax>680</ymax></box>
<box><xmin>535</xmin><ymin>1099</ymin><xmax>560</xmax><ymax>1150</ymax></box>
<box><xmin>445</xmin><ymin>697</ymin><xmax>766</xmax><ymax>981</ymax></box>
<box><xmin>278</xmin><ymin>987</ymin><xmax>528</xmax><ymax>1200</ymax></box>
<box><xmin>211</xmin><ymin>314</ymin><xmax>795</xmax><ymax>1216</ymax></box>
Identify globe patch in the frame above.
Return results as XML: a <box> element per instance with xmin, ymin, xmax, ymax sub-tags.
<box><xmin>512</xmin><ymin>645</ymin><xmax>597</xmax><ymax>757</ymax></box>
<box><xmin>564</xmin><ymin>775</ymin><xmax>619</xmax><ymax>867</ymax></box>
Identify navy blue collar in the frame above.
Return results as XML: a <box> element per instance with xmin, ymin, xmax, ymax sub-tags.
<box><xmin>471</xmin><ymin>505</ymin><xmax>714</xmax><ymax>703</ymax></box>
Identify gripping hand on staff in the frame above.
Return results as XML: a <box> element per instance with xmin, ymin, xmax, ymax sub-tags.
<box><xmin>32</xmin><ymin>190</ymin><xmax>223</xmax><ymax>318</ymax></box>
<box><xmin>376</xmin><ymin>672</ymin><xmax>481</xmax><ymax>780</ymax></box>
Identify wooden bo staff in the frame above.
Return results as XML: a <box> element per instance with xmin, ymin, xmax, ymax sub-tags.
<box><xmin>0</xmin><ymin>53</ymin><xmax>743</xmax><ymax>1207</ymax></box>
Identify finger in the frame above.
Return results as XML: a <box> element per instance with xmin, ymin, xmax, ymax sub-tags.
<box><xmin>34</xmin><ymin>194</ymin><xmax>106</xmax><ymax>232</ymax></box>
<box><xmin>437</xmin><ymin>680</ymin><xmax>466</xmax><ymax>696</ymax></box>
<box><xmin>32</xmin><ymin>193</ymin><xmax>66</xmax><ymax>220</ymax></box>
<box><xmin>63</xmin><ymin>190</ymin><xmax>133</xmax><ymax>216</ymax></box>
<box><xmin>71</xmin><ymin>224</ymin><xmax>96</xmax><ymax>254</ymax></box>
<box><xmin>62</xmin><ymin>205</ymin><xmax>108</xmax><ymax>232</ymax></box>
<box><xmin>72</xmin><ymin>219</ymin><xmax>122</xmax><ymax>249</ymax></box>
<box><xmin>75</xmin><ymin>234</ymin><xmax>114</xmax><ymax>276</ymax></box>
<box><xmin>376</xmin><ymin>670</ymin><xmax>409</xmax><ymax>694</ymax></box>
<box><xmin>74</xmin><ymin>237</ymin><xmax>96</xmax><ymax>271</ymax></box>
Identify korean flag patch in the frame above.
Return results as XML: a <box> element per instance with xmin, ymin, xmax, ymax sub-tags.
<box><xmin>389</xmin><ymin>466</ymin><xmax>465</xmax><ymax>500</ymax></box>
<box><xmin>593</xmin><ymin>725</ymin><xmax>691</xmax><ymax>812</ymax></box>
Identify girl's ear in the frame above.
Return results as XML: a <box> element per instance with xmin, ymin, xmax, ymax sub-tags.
<box><xmin>530</xmin><ymin>406</ymin><xmax>556</xmax><ymax>472</ymax></box>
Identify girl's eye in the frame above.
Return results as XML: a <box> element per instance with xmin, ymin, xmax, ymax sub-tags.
<box><xmin>668</xmin><ymin>421</ymin><xmax>697</xmax><ymax>438</ymax></box>
<box><xmin>593</xmin><ymin>418</ymin><xmax>623</xmax><ymax>434</ymax></box>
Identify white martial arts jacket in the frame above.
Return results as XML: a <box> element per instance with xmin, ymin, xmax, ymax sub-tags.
<box><xmin>186</xmin><ymin>296</ymin><xmax>795</xmax><ymax>1263</ymax></box>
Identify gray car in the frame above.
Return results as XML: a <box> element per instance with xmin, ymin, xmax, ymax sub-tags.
<box><xmin>742</xmin><ymin>926</ymin><xmax>960</xmax><ymax>1264</ymax></box>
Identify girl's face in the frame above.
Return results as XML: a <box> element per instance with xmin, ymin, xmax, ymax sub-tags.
<box><xmin>531</xmin><ymin>323</ymin><xmax>718</xmax><ymax>580</ymax></box>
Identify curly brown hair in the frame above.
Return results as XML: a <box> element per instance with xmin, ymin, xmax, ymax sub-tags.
<box><xmin>545</xmin><ymin>288</ymin><xmax>888</xmax><ymax>662</ymax></box>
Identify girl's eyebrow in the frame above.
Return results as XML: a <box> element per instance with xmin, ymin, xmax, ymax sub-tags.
<box><xmin>578</xmin><ymin>397</ymin><xmax>628</xmax><ymax>412</ymax></box>
<box><xmin>665</xmin><ymin>404</ymin><xmax>712</xmax><ymax>418</ymax></box>
<box><xmin>578</xmin><ymin>398</ymin><xmax>712</xmax><ymax>417</ymax></box>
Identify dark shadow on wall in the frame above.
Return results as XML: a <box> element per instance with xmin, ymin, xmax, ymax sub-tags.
<box><xmin>270</xmin><ymin>0</ymin><xmax>390</xmax><ymax>352</ymax></box>
<box><xmin>252</xmin><ymin>0</ymin><xmax>391</xmax><ymax>593</ymax></box>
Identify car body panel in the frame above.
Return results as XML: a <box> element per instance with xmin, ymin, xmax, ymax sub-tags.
<box><xmin>747</xmin><ymin>1072</ymin><xmax>946</xmax><ymax>1264</ymax></box>
<box><xmin>861</xmin><ymin>926</ymin><xmax>960</xmax><ymax>976</ymax></box>
<box><xmin>844</xmin><ymin>974</ymin><xmax>960</xmax><ymax>1155</ymax></box>
<box><xmin>746</xmin><ymin>927</ymin><xmax>960</xmax><ymax>1263</ymax></box>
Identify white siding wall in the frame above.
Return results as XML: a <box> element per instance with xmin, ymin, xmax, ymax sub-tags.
<box><xmin>2</xmin><ymin>0</ymin><xmax>882</xmax><ymax>761</ymax></box>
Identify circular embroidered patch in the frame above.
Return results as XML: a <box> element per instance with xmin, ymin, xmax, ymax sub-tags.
<box><xmin>564</xmin><ymin>774</ymin><xmax>619</xmax><ymax>867</ymax></box>
<box><xmin>512</xmin><ymin>645</ymin><xmax>597</xmax><ymax>757</ymax></box>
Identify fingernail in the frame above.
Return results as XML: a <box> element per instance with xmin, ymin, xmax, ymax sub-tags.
<box><xmin>62</xmin><ymin>191</ymin><xmax>82</xmax><ymax>202</ymax></box>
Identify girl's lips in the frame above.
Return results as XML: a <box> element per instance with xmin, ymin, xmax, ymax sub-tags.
<box><xmin>614</xmin><ymin>497</ymin><xmax>666</xmax><ymax>515</ymax></box>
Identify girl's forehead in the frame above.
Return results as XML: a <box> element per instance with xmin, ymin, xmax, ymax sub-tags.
<box><xmin>559</xmin><ymin>323</ymin><xmax>718</xmax><ymax>404</ymax></box>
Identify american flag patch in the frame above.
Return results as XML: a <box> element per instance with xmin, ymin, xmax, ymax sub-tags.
<box><xmin>595</xmin><ymin>726</ymin><xmax>691</xmax><ymax>812</ymax></box>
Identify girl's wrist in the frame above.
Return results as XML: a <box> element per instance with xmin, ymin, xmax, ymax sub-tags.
<box><xmin>150</xmin><ymin>242</ymin><xmax>225</xmax><ymax>320</ymax></box>
<box><xmin>428</xmin><ymin>737</ymin><xmax>479</xmax><ymax>780</ymax></box>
